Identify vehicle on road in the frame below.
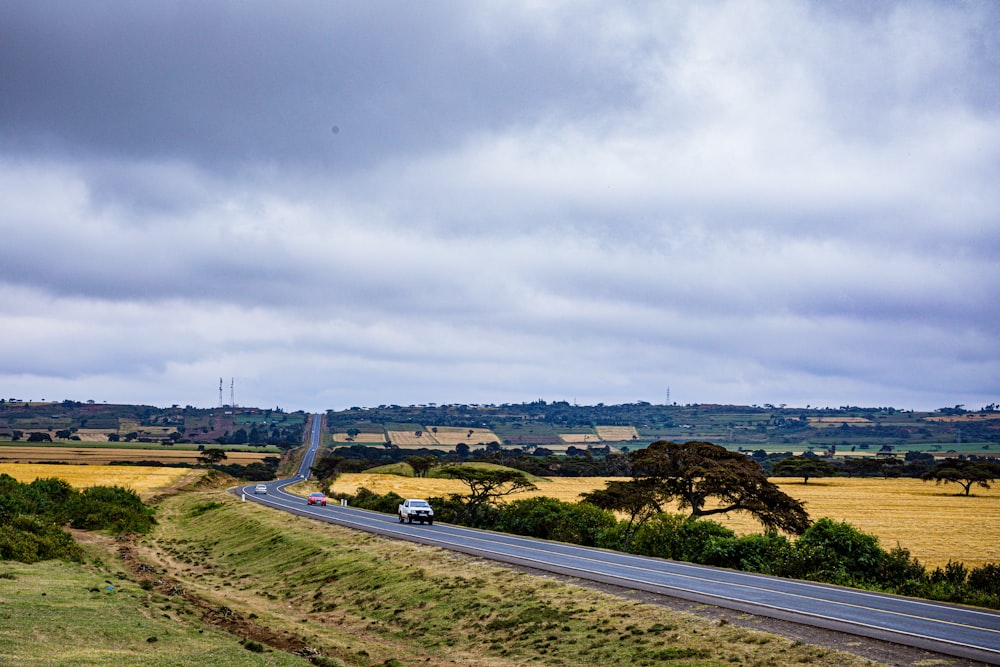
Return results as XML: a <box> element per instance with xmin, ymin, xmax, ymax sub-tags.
<box><xmin>307</xmin><ymin>492</ymin><xmax>327</xmax><ymax>506</ymax></box>
<box><xmin>254</xmin><ymin>484</ymin><xmax>268</xmax><ymax>494</ymax></box>
<box><xmin>398</xmin><ymin>498</ymin><xmax>434</xmax><ymax>524</ymax></box>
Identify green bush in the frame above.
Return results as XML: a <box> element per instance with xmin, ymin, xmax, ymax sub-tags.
<box><xmin>791</xmin><ymin>518</ymin><xmax>885</xmax><ymax>585</ymax></box>
<box><xmin>726</xmin><ymin>532</ymin><xmax>796</xmax><ymax>575</ymax></box>
<box><xmin>496</xmin><ymin>497</ymin><xmax>616</xmax><ymax>547</ymax></box>
<box><xmin>69</xmin><ymin>486</ymin><xmax>156</xmax><ymax>534</ymax></box>
<box><xmin>0</xmin><ymin>477</ymin><xmax>155</xmax><ymax>564</ymax></box>
<box><xmin>628</xmin><ymin>514</ymin><xmax>735</xmax><ymax>562</ymax></box>
<box><xmin>351</xmin><ymin>488</ymin><xmax>406</xmax><ymax>515</ymax></box>
<box><xmin>0</xmin><ymin>515</ymin><xmax>83</xmax><ymax>563</ymax></box>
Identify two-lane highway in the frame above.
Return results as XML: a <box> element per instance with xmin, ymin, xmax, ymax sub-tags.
<box><xmin>236</xmin><ymin>414</ymin><xmax>1000</xmax><ymax>665</ymax></box>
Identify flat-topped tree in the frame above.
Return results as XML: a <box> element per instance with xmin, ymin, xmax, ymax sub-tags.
<box><xmin>621</xmin><ymin>441</ymin><xmax>811</xmax><ymax>534</ymax></box>
<box><xmin>922</xmin><ymin>458</ymin><xmax>1000</xmax><ymax>496</ymax></box>
<box><xmin>437</xmin><ymin>465</ymin><xmax>537</xmax><ymax>507</ymax></box>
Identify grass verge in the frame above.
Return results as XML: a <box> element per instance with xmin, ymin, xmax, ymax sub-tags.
<box><xmin>1</xmin><ymin>484</ymin><xmax>886</xmax><ymax>666</ymax></box>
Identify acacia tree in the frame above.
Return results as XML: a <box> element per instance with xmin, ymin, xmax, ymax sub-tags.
<box><xmin>197</xmin><ymin>448</ymin><xmax>227</xmax><ymax>467</ymax></box>
<box><xmin>922</xmin><ymin>458</ymin><xmax>1000</xmax><ymax>496</ymax></box>
<box><xmin>612</xmin><ymin>441</ymin><xmax>811</xmax><ymax>534</ymax></box>
<box><xmin>438</xmin><ymin>465</ymin><xmax>536</xmax><ymax>521</ymax></box>
<box><xmin>771</xmin><ymin>456</ymin><xmax>839</xmax><ymax>484</ymax></box>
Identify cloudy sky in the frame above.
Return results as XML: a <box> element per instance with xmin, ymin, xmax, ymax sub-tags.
<box><xmin>2</xmin><ymin>1</ymin><xmax>998</xmax><ymax>413</ymax></box>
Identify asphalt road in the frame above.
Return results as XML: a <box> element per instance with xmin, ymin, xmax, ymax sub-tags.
<box><xmin>236</xmin><ymin>414</ymin><xmax>1000</xmax><ymax>665</ymax></box>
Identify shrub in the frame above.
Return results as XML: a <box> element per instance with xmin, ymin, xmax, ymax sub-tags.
<box><xmin>628</xmin><ymin>514</ymin><xmax>735</xmax><ymax>562</ymax></box>
<box><xmin>792</xmin><ymin>518</ymin><xmax>885</xmax><ymax>586</ymax></box>
<box><xmin>351</xmin><ymin>488</ymin><xmax>406</xmax><ymax>515</ymax></box>
<box><xmin>0</xmin><ymin>515</ymin><xmax>83</xmax><ymax>563</ymax></box>
<box><xmin>496</xmin><ymin>497</ymin><xmax>616</xmax><ymax>547</ymax></box>
<box><xmin>69</xmin><ymin>486</ymin><xmax>156</xmax><ymax>534</ymax></box>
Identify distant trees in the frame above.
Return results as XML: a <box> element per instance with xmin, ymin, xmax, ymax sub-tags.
<box><xmin>922</xmin><ymin>458</ymin><xmax>1000</xmax><ymax>496</ymax></box>
<box><xmin>405</xmin><ymin>455</ymin><xmax>436</xmax><ymax>478</ymax></box>
<box><xmin>311</xmin><ymin>455</ymin><xmax>345</xmax><ymax>495</ymax></box>
<box><xmin>197</xmin><ymin>448</ymin><xmax>228</xmax><ymax>467</ymax></box>
<box><xmin>771</xmin><ymin>456</ymin><xmax>839</xmax><ymax>483</ymax></box>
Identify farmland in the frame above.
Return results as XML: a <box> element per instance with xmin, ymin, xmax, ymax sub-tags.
<box><xmin>0</xmin><ymin>445</ymin><xmax>277</xmax><ymax>466</ymax></box>
<box><xmin>332</xmin><ymin>473</ymin><xmax>1000</xmax><ymax>569</ymax></box>
<box><xmin>0</xmin><ymin>463</ymin><xmax>201</xmax><ymax>496</ymax></box>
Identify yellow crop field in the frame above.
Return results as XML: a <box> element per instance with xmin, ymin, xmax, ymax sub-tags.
<box><xmin>333</xmin><ymin>474</ymin><xmax>1000</xmax><ymax>568</ymax></box>
<box><xmin>0</xmin><ymin>463</ymin><xmax>202</xmax><ymax>496</ymax></box>
<box><xmin>386</xmin><ymin>430</ymin><xmax>439</xmax><ymax>446</ymax></box>
<box><xmin>0</xmin><ymin>446</ymin><xmax>272</xmax><ymax>465</ymax></box>
<box><xmin>74</xmin><ymin>429</ymin><xmax>116</xmax><ymax>442</ymax></box>
<box><xmin>595</xmin><ymin>425</ymin><xmax>639</xmax><ymax>441</ymax></box>
<box><xmin>429</xmin><ymin>426</ymin><xmax>500</xmax><ymax>445</ymax></box>
<box><xmin>331</xmin><ymin>432</ymin><xmax>386</xmax><ymax>444</ymax></box>
<box><xmin>924</xmin><ymin>413</ymin><xmax>1000</xmax><ymax>423</ymax></box>
<box><xmin>559</xmin><ymin>433</ymin><xmax>599</xmax><ymax>443</ymax></box>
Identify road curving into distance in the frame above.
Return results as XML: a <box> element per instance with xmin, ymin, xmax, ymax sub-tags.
<box><xmin>235</xmin><ymin>414</ymin><xmax>1000</xmax><ymax>665</ymax></box>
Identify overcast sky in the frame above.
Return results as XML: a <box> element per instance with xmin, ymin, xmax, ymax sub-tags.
<box><xmin>2</xmin><ymin>1</ymin><xmax>998</xmax><ymax>413</ymax></box>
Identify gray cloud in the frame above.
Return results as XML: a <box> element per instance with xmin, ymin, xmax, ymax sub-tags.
<box><xmin>1</xmin><ymin>1</ymin><xmax>998</xmax><ymax>411</ymax></box>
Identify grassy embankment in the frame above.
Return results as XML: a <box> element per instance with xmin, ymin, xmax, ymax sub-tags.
<box><xmin>0</xmin><ymin>485</ymin><xmax>880</xmax><ymax>667</ymax></box>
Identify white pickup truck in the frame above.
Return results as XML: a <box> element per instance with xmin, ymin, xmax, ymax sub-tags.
<box><xmin>398</xmin><ymin>498</ymin><xmax>434</xmax><ymax>525</ymax></box>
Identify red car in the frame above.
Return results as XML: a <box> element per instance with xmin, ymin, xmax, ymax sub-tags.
<box><xmin>307</xmin><ymin>492</ymin><xmax>327</xmax><ymax>506</ymax></box>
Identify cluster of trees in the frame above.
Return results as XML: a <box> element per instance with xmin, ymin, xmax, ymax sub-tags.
<box><xmin>0</xmin><ymin>474</ymin><xmax>156</xmax><ymax>563</ymax></box>
<box><xmin>761</xmin><ymin>453</ymin><xmax>1000</xmax><ymax>494</ymax></box>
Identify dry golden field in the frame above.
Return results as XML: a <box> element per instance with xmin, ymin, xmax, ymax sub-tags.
<box><xmin>0</xmin><ymin>446</ymin><xmax>273</xmax><ymax>465</ymax></box>
<box><xmin>385</xmin><ymin>430</ymin><xmax>440</xmax><ymax>446</ymax></box>
<box><xmin>0</xmin><ymin>463</ymin><xmax>201</xmax><ymax>496</ymax></box>
<box><xmin>559</xmin><ymin>433</ymin><xmax>598</xmax><ymax>443</ymax></box>
<box><xmin>428</xmin><ymin>426</ymin><xmax>500</xmax><ymax>445</ymax></box>
<box><xmin>331</xmin><ymin>432</ymin><xmax>387</xmax><ymax>444</ymax></box>
<box><xmin>924</xmin><ymin>412</ymin><xmax>1000</xmax><ymax>422</ymax></box>
<box><xmin>333</xmin><ymin>473</ymin><xmax>1000</xmax><ymax>568</ymax></box>
<box><xmin>595</xmin><ymin>425</ymin><xmax>640</xmax><ymax>441</ymax></box>
<box><xmin>807</xmin><ymin>417</ymin><xmax>872</xmax><ymax>425</ymax></box>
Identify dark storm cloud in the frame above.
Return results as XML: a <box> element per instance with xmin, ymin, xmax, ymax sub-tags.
<box><xmin>0</xmin><ymin>1</ymin><xmax>634</xmax><ymax>174</ymax></box>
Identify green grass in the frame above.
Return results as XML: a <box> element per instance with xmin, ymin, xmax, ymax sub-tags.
<box><xmin>0</xmin><ymin>488</ymin><xmax>883</xmax><ymax>666</ymax></box>
<box><xmin>363</xmin><ymin>462</ymin><xmax>414</xmax><ymax>476</ymax></box>
<box><xmin>0</xmin><ymin>557</ymin><xmax>308</xmax><ymax>666</ymax></box>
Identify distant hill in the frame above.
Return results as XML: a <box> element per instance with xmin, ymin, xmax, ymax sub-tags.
<box><xmin>2</xmin><ymin>398</ymin><xmax>997</xmax><ymax>457</ymax></box>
